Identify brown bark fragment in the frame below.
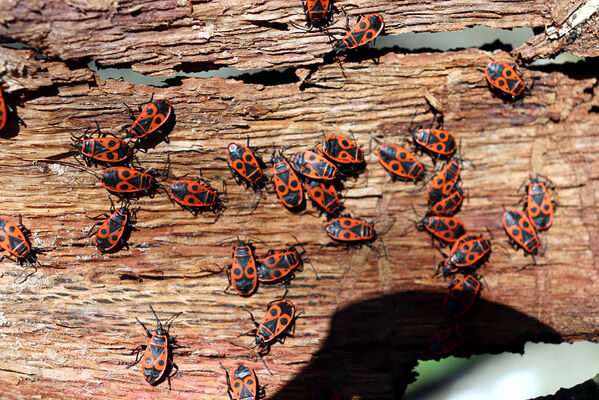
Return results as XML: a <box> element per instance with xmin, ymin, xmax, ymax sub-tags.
<box><xmin>1</xmin><ymin>0</ymin><xmax>555</xmax><ymax>74</ymax></box>
<box><xmin>0</xmin><ymin>45</ymin><xmax>598</xmax><ymax>398</ymax></box>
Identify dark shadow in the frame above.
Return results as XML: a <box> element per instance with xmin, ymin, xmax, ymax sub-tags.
<box><xmin>270</xmin><ymin>290</ymin><xmax>561</xmax><ymax>399</ymax></box>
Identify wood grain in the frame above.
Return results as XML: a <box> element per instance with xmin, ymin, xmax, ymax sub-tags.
<box><xmin>0</xmin><ymin>41</ymin><xmax>598</xmax><ymax>398</ymax></box>
<box><xmin>0</xmin><ymin>0</ymin><xmax>557</xmax><ymax>75</ymax></box>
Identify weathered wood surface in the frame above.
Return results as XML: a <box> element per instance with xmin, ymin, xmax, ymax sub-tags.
<box><xmin>0</xmin><ymin>0</ymin><xmax>566</xmax><ymax>74</ymax></box>
<box><xmin>515</xmin><ymin>1</ymin><xmax>599</xmax><ymax>62</ymax></box>
<box><xmin>0</xmin><ymin>40</ymin><xmax>598</xmax><ymax>398</ymax></box>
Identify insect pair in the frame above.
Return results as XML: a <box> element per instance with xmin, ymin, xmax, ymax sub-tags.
<box><xmin>376</xmin><ymin>114</ymin><xmax>459</xmax><ymax>188</ymax></box>
<box><xmin>293</xmin><ymin>2</ymin><xmax>385</xmax><ymax>53</ymax></box>
<box><xmin>70</xmin><ymin>96</ymin><xmax>174</xmax><ymax>168</ymax></box>
<box><xmin>503</xmin><ymin>175</ymin><xmax>555</xmax><ymax>267</ymax></box>
<box><xmin>224</xmin><ymin>234</ymin><xmax>316</xmax><ymax>297</ymax></box>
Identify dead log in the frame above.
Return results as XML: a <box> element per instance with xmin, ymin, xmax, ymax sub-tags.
<box><xmin>0</xmin><ymin>0</ymin><xmax>557</xmax><ymax>74</ymax></box>
<box><xmin>1</xmin><ymin>3</ymin><xmax>599</xmax><ymax>399</ymax></box>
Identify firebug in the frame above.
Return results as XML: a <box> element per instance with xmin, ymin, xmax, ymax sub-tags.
<box><xmin>239</xmin><ymin>298</ymin><xmax>299</xmax><ymax>356</ymax></box>
<box><xmin>377</xmin><ymin>143</ymin><xmax>424</xmax><ymax>181</ymax></box>
<box><xmin>484</xmin><ymin>60</ymin><xmax>527</xmax><ymax>100</ymax></box>
<box><xmin>436</xmin><ymin>233</ymin><xmax>492</xmax><ymax>277</ymax></box>
<box><xmin>169</xmin><ymin>177</ymin><xmax>224</xmax><ymax>217</ymax></box>
<box><xmin>502</xmin><ymin>209</ymin><xmax>541</xmax><ymax>262</ymax></box>
<box><xmin>305</xmin><ymin>178</ymin><xmax>341</xmax><ymax>216</ymax></box>
<box><xmin>291</xmin><ymin>150</ymin><xmax>339</xmax><ymax>181</ymax></box>
<box><xmin>427</xmin><ymin>159</ymin><xmax>461</xmax><ymax>204</ymax></box>
<box><xmin>333</xmin><ymin>13</ymin><xmax>384</xmax><ymax>53</ymax></box>
<box><xmin>429</xmin><ymin>325</ymin><xmax>469</xmax><ymax>355</ymax></box>
<box><xmin>126</xmin><ymin>98</ymin><xmax>173</xmax><ymax>141</ymax></box>
<box><xmin>428</xmin><ymin>188</ymin><xmax>463</xmax><ymax>216</ymax></box>
<box><xmin>271</xmin><ymin>150</ymin><xmax>304</xmax><ymax>209</ymax></box>
<box><xmin>220</xmin><ymin>363</ymin><xmax>266</xmax><ymax>400</ymax></box>
<box><xmin>523</xmin><ymin>175</ymin><xmax>554</xmax><ymax>231</ymax></box>
<box><xmin>226</xmin><ymin>142</ymin><xmax>267</xmax><ymax>192</ymax></box>
<box><xmin>128</xmin><ymin>305</ymin><xmax>180</xmax><ymax>388</ymax></box>
<box><xmin>443</xmin><ymin>275</ymin><xmax>482</xmax><ymax>318</ymax></box>
<box><xmin>0</xmin><ymin>216</ymin><xmax>37</xmax><ymax>266</ymax></box>
<box><xmin>71</xmin><ymin>125</ymin><xmax>131</xmax><ymax>166</ymax></box>
<box><xmin>225</xmin><ymin>240</ymin><xmax>259</xmax><ymax>297</ymax></box>
<box><xmin>101</xmin><ymin>166</ymin><xmax>166</xmax><ymax>198</ymax></box>
<box><xmin>82</xmin><ymin>201</ymin><xmax>137</xmax><ymax>253</ymax></box>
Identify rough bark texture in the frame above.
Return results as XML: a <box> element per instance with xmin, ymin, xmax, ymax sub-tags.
<box><xmin>1</xmin><ymin>1</ymin><xmax>599</xmax><ymax>399</ymax></box>
<box><xmin>0</xmin><ymin>0</ymin><xmax>562</xmax><ymax>74</ymax></box>
<box><xmin>515</xmin><ymin>2</ymin><xmax>599</xmax><ymax>62</ymax></box>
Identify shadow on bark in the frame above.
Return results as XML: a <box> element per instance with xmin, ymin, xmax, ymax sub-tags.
<box><xmin>270</xmin><ymin>290</ymin><xmax>561</xmax><ymax>399</ymax></box>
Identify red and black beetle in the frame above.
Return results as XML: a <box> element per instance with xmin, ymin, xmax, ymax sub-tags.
<box><xmin>326</xmin><ymin>216</ymin><xmax>375</xmax><ymax>244</ymax></box>
<box><xmin>418</xmin><ymin>215</ymin><xmax>466</xmax><ymax>244</ymax></box>
<box><xmin>443</xmin><ymin>275</ymin><xmax>482</xmax><ymax>318</ymax></box>
<box><xmin>377</xmin><ymin>143</ymin><xmax>424</xmax><ymax>182</ymax></box>
<box><xmin>101</xmin><ymin>165</ymin><xmax>167</xmax><ymax>198</ymax></box>
<box><xmin>436</xmin><ymin>233</ymin><xmax>492</xmax><ymax>277</ymax></box>
<box><xmin>71</xmin><ymin>125</ymin><xmax>131</xmax><ymax>167</ymax></box>
<box><xmin>291</xmin><ymin>150</ymin><xmax>339</xmax><ymax>181</ymax></box>
<box><xmin>0</xmin><ymin>216</ymin><xmax>37</xmax><ymax>266</ymax></box>
<box><xmin>225</xmin><ymin>240</ymin><xmax>259</xmax><ymax>297</ymax></box>
<box><xmin>126</xmin><ymin>98</ymin><xmax>174</xmax><ymax>141</ymax></box>
<box><xmin>303</xmin><ymin>0</ymin><xmax>334</xmax><ymax>29</ymax></box>
<box><xmin>305</xmin><ymin>178</ymin><xmax>341</xmax><ymax>216</ymax></box>
<box><xmin>0</xmin><ymin>87</ymin><xmax>6</xmax><ymax>132</ymax></box>
<box><xmin>322</xmin><ymin>135</ymin><xmax>364</xmax><ymax>164</ymax></box>
<box><xmin>0</xmin><ymin>86</ymin><xmax>25</xmax><ymax>132</ymax></box>
<box><xmin>257</xmin><ymin>234</ymin><xmax>317</xmax><ymax>284</ymax></box>
<box><xmin>429</xmin><ymin>325</ymin><xmax>469</xmax><ymax>355</ymax></box>
<box><xmin>427</xmin><ymin>159</ymin><xmax>461</xmax><ymax>205</ymax></box>
<box><xmin>484</xmin><ymin>60</ymin><xmax>527</xmax><ymax>100</ymax></box>
<box><xmin>226</xmin><ymin>142</ymin><xmax>267</xmax><ymax>192</ymax></box>
<box><xmin>428</xmin><ymin>188</ymin><xmax>463</xmax><ymax>216</ymax></box>
<box><xmin>333</xmin><ymin>13</ymin><xmax>385</xmax><ymax>53</ymax></box>
<box><xmin>271</xmin><ymin>150</ymin><xmax>304</xmax><ymax>209</ymax></box>
<box><xmin>240</xmin><ymin>298</ymin><xmax>299</xmax><ymax>355</ymax></box>
<box><xmin>408</xmin><ymin>111</ymin><xmax>456</xmax><ymax>161</ymax></box>
<box><xmin>503</xmin><ymin>209</ymin><xmax>541</xmax><ymax>262</ymax></box>
<box><xmin>220</xmin><ymin>363</ymin><xmax>266</xmax><ymax>400</ymax></box>
<box><xmin>128</xmin><ymin>305</ymin><xmax>180</xmax><ymax>388</ymax></box>
<box><xmin>523</xmin><ymin>175</ymin><xmax>554</xmax><ymax>231</ymax></box>
<box><xmin>82</xmin><ymin>201</ymin><xmax>137</xmax><ymax>253</ymax></box>
<box><xmin>169</xmin><ymin>177</ymin><xmax>224</xmax><ymax>217</ymax></box>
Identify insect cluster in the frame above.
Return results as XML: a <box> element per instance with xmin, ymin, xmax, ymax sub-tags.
<box><xmin>0</xmin><ymin>2</ymin><xmax>557</xmax><ymax>398</ymax></box>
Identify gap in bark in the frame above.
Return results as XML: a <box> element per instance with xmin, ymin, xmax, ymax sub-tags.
<box><xmin>529</xmin><ymin>56</ymin><xmax>597</xmax><ymax>78</ymax></box>
<box><xmin>374</xmin><ymin>26</ymin><xmax>535</xmax><ymax>53</ymax></box>
<box><xmin>404</xmin><ymin>341</ymin><xmax>599</xmax><ymax>400</ymax></box>
<box><xmin>7</xmin><ymin>25</ymin><xmax>577</xmax><ymax>91</ymax></box>
<box><xmin>1</xmin><ymin>41</ymin><xmax>47</xmax><ymax>60</ymax></box>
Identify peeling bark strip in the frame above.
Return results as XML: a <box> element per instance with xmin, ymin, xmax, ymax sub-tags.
<box><xmin>0</xmin><ymin>0</ymin><xmax>558</xmax><ymax>74</ymax></box>
<box><xmin>515</xmin><ymin>7</ymin><xmax>599</xmax><ymax>62</ymax></box>
<box><xmin>0</xmin><ymin>44</ymin><xmax>599</xmax><ymax>398</ymax></box>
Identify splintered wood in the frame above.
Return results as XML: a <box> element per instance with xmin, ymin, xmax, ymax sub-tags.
<box><xmin>1</xmin><ymin>1</ymin><xmax>599</xmax><ymax>399</ymax></box>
